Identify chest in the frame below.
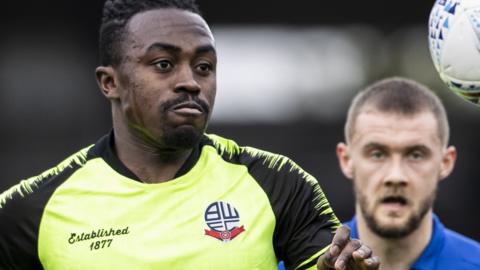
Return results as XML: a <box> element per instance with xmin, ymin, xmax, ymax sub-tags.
<box><xmin>38</xmin><ymin>163</ymin><xmax>278</xmax><ymax>269</ymax></box>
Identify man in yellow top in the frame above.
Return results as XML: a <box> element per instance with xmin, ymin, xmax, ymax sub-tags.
<box><xmin>0</xmin><ymin>1</ymin><xmax>379</xmax><ymax>269</ymax></box>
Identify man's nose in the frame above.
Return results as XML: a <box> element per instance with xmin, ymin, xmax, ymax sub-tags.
<box><xmin>383</xmin><ymin>156</ymin><xmax>408</xmax><ymax>187</ymax></box>
<box><xmin>174</xmin><ymin>66</ymin><xmax>201</xmax><ymax>94</ymax></box>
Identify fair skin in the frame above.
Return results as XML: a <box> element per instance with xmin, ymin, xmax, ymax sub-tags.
<box><xmin>337</xmin><ymin>107</ymin><xmax>456</xmax><ymax>270</ymax></box>
<box><xmin>96</xmin><ymin>8</ymin><xmax>379</xmax><ymax>269</ymax></box>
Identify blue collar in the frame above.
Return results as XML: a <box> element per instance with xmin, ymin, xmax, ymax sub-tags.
<box><xmin>346</xmin><ymin>214</ymin><xmax>446</xmax><ymax>270</ymax></box>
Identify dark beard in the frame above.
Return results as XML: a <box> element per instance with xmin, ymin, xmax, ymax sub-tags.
<box><xmin>159</xmin><ymin>93</ymin><xmax>210</xmax><ymax>150</ymax></box>
<box><xmin>162</xmin><ymin>125</ymin><xmax>203</xmax><ymax>150</ymax></box>
<box><xmin>128</xmin><ymin>120</ymin><xmax>205</xmax><ymax>155</ymax></box>
<box><xmin>356</xmin><ymin>185</ymin><xmax>436</xmax><ymax>239</ymax></box>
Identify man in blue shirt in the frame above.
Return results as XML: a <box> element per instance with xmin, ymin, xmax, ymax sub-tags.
<box><xmin>336</xmin><ymin>77</ymin><xmax>480</xmax><ymax>269</ymax></box>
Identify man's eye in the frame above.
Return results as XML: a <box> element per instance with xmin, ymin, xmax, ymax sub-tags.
<box><xmin>154</xmin><ymin>60</ymin><xmax>173</xmax><ymax>71</ymax></box>
<box><xmin>408</xmin><ymin>151</ymin><xmax>424</xmax><ymax>160</ymax></box>
<box><xmin>371</xmin><ymin>151</ymin><xmax>385</xmax><ymax>160</ymax></box>
<box><xmin>196</xmin><ymin>63</ymin><xmax>213</xmax><ymax>74</ymax></box>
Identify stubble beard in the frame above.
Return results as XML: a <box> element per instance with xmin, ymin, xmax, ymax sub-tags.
<box><xmin>162</xmin><ymin>125</ymin><xmax>204</xmax><ymax>150</ymax></box>
<box><xmin>355</xmin><ymin>183</ymin><xmax>436</xmax><ymax>239</ymax></box>
<box><xmin>128</xmin><ymin>116</ymin><xmax>207</xmax><ymax>154</ymax></box>
<box><xmin>159</xmin><ymin>93</ymin><xmax>211</xmax><ymax>150</ymax></box>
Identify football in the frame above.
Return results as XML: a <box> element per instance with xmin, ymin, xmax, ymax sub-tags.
<box><xmin>429</xmin><ymin>0</ymin><xmax>480</xmax><ymax>105</ymax></box>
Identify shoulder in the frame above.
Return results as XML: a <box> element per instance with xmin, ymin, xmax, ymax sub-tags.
<box><xmin>203</xmin><ymin>133</ymin><xmax>310</xmax><ymax>177</ymax></box>
<box><xmin>444</xmin><ymin>228</ymin><xmax>480</xmax><ymax>258</ymax></box>
<box><xmin>437</xmin><ymin>227</ymin><xmax>480</xmax><ymax>268</ymax></box>
<box><xmin>0</xmin><ymin>146</ymin><xmax>92</xmax><ymax>218</ymax></box>
<box><xmin>0</xmin><ymin>146</ymin><xmax>93</xmax><ymax>268</ymax></box>
<box><xmin>203</xmin><ymin>133</ymin><xmax>326</xmax><ymax>199</ymax></box>
<box><xmin>203</xmin><ymin>134</ymin><xmax>328</xmax><ymax>198</ymax></box>
<box><xmin>203</xmin><ymin>133</ymin><xmax>338</xmax><ymax>218</ymax></box>
<box><xmin>203</xmin><ymin>133</ymin><xmax>333</xmax><ymax>212</ymax></box>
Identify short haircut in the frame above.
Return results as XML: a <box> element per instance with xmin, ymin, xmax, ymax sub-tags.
<box><xmin>99</xmin><ymin>0</ymin><xmax>201</xmax><ymax>67</ymax></box>
<box><xmin>344</xmin><ymin>77</ymin><xmax>450</xmax><ymax>146</ymax></box>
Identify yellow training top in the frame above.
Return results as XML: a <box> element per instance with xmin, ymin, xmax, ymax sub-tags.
<box><xmin>0</xmin><ymin>132</ymin><xmax>340</xmax><ymax>270</ymax></box>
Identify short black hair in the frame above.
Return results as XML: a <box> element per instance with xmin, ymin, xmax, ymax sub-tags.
<box><xmin>99</xmin><ymin>0</ymin><xmax>201</xmax><ymax>66</ymax></box>
<box><xmin>345</xmin><ymin>77</ymin><xmax>450</xmax><ymax>146</ymax></box>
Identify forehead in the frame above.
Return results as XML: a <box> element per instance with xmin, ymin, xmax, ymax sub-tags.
<box><xmin>125</xmin><ymin>8</ymin><xmax>214</xmax><ymax>52</ymax></box>
<box><xmin>351</xmin><ymin>109</ymin><xmax>442</xmax><ymax>148</ymax></box>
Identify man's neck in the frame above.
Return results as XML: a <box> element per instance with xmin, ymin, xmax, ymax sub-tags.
<box><xmin>356</xmin><ymin>210</ymin><xmax>433</xmax><ymax>270</ymax></box>
<box><xmin>113</xmin><ymin>129</ymin><xmax>194</xmax><ymax>184</ymax></box>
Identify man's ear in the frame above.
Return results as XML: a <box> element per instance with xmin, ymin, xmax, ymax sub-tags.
<box><xmin>439</xmin><ymin>145</ymin><xmax>457</xmax><ymax>181</ymax></box>
<box><xmin>95</xmin><ymin>66</ymin><xmax>120</xmax><ymax>100</ymax></box>
<box><xmin>336</xmin><ymin>142</ymin><xmax>354</xmax><ymax>179</ymax></box>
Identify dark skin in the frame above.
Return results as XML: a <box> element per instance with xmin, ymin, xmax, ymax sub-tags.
<box><xmin>318</xmin><ymin>225</ymin><xmax>380</xmax><ymax>270</ymax></box>
<box><xmin>95</xmin><ymin>8</ymin><xmax>379</xmax><ymax>269</ymax></box>
<box><xmin>96</xmin><ymin>8</ymin><xmax>217</xmax><ymax>183</ymax></box>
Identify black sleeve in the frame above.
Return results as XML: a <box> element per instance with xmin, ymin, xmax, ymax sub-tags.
<box><xmin>247</xmin><ymin>156</ymin><xmax>340</xmax><ymax>270</ymax></box>
<box><xmin>0</xmin><ymin>148</ymin><xmax>89</xmax><ymax>270</ymax></box>
<box><xmin>0</xmin><ymin>184</ymin><xmax>45</xmax><ymax>270</ymax></box>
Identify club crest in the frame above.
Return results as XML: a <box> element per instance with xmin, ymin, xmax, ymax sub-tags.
<box><xmin>204</xmin><ymin>201</ymin><xmax>245</xmax><ymax>242</ymax></box>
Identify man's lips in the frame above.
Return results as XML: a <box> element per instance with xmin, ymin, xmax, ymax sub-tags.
<box><xmin>169</xmin><ymin>101</ymin><xmax>204</xmax><ymax>115</ymax></box>
<box><xmin>381</xmin><ymin>196</ymin><xmax>408</xmax><ymax>205</ymax></box>
<box><xmin>379</xmin><ymin>196</ymin><xmax>409</xmax><ymax>212</ymax></box>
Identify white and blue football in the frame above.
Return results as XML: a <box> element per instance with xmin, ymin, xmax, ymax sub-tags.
<box><xmin>429</xmin><ymin>0</ymin><xmax>480</xmax><ymax>105</ymax></box>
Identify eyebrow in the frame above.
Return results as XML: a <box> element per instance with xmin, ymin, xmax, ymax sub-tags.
<box><xmin>404</xmin><ymin>145</ymin><xmax>431</xmax><ymax>154</ymax></box>
<box><xmin>363</xmin><ymin>142</ymin><xmax>387</xmax><ymax>151</ymax></box>
<box><xmin>145</xmin><ymin>43</ymin><xmax>216</xmax><ymax>56</ymax></box>
<box><xmin>363</xmin><ymin>142</ymin><xmax>431</xmax><ymax>153</ymax></box>
<box><xmin>195</xmin><ymin>45</ymin><xmax>217</xmax><ymax>56</ymax></box>
<box><xmin>145</xmin><ymin>43</ymin><xmax>181</xmax><ymax>54</ymax></box>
